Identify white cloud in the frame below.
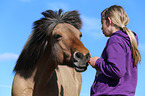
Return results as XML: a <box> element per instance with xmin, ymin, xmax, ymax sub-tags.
<box><xmin>47</xmin><ymin>2</ymin><xmax>69</xmax><ymax>11</ymax></box>
<box><xmin>81</xmin><ymin>15</ymin><xmax>101</xmax><ymax>30</ymax></box>
<box><xmin>0</xmin><ymin>53</ymin><xmax>18</xmax><ymax>61</ymax></box>
<box><xmin>81</xmin><ymin>15</ymin><xmax>103</xmax><ymax>39</ymax></box>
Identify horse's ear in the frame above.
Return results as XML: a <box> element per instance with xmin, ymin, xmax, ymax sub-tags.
<box><xmin>62</xmin><ymin>10</ymin><xmax>82</xmax><ymax>30</ymax></box>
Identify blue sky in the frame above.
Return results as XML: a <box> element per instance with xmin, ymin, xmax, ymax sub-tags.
<box><xmin>0</xmin><ymin>0</ymin><xmax>145</xmax><ymax>96</ymax></box>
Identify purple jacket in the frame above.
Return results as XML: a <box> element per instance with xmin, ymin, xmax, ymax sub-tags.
<box><xmin>91</xmin><ymin>30</ymin><xmax>138</xmax><ymax>96</ymax></box>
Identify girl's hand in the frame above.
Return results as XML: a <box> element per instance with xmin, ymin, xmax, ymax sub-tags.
<box><xmin>89</xmin><ymin>56</ymin><xmax>99</xmax><ymax>69</ymax></box>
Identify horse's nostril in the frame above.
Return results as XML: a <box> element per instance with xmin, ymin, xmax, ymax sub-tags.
<box><xmin>75</xmin><ymin>52</ymin><xmax>84</xmax><ymax>59</ymax></box>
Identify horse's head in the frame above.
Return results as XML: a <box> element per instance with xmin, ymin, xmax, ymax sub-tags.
<box><xmin>36</xmin><ymin>9</ymin><xmax>91</xmax><ymax>72</ymax></box>
<box><xmin>39</xmin><ymin>9</ymin><xmax>91</xmax><ymax>72</ymax></box>
<box><xmin>51</xmin><ymin>23</ymin><xmax>90</xmax><ymax>72</ymax></box>
<box><xmin>14</xmin><ymin>9</ymin><xmax>90</xmax><ymax>77</ymax></box>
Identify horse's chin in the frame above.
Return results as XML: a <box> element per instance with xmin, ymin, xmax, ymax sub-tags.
<box><xmin>74</xmin><ymin>66</ymin><xmax>88</xmax><ymax>72</ymax></box>
<box><xmin>73</xmin><ymin>61</ymin><xmax>89</xmax><ymax>72</ymax></box>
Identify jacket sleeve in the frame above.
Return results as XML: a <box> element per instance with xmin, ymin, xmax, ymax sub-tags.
<box><xmin>95</xmin><ymin>42</ymin><xmax>126</xmax><ymax>79</ymax></box>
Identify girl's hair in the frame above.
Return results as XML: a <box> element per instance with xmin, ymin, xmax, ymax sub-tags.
<box><xmin>101</xmin><ymin>5</ymin><xmax>141</xmax><ymax>66</ymax></box>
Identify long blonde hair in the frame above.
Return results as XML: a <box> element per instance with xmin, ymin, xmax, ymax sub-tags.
<box><xmin>101</xmin><ymin>5</ymin><xmax>141</xmax><ymax>66</ymax></box>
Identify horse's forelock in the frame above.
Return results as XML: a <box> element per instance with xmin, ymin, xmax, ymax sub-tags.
<box><xmin>61</xmin><ymin>10</ymin><xmax>82</xmax><ymax>29</ymax></box>
<box><xmin>33</xmin><ymin>9</ymin><xmax>82</xmax><ymax>32</ymax></box>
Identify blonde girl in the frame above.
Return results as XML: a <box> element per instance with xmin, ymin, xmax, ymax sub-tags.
<box><xmin>89</xmin><ymin>5</ymin><xmax>141</xmax><ymax>96</ymax></box>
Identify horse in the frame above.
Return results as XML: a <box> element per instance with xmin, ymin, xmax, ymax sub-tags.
<box><xmin>12</xmin><ymin>9</ymin><xmax>91</xmax><ymax>96</ymax></box>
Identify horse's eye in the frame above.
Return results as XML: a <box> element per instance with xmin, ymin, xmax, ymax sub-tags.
<box><xmin>55</xmin><ymin>34</ymin><xmax>62</xmax><ymax>40</ymax></box>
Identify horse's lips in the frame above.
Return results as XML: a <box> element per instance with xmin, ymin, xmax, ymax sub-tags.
<box><xmin>75</xmin><ymin>67</ymin><xmax>87</xmax><ymax>72</ymax></box>
<box><xmin>74</xmin><ymin>62</ymin><xmax>88</xmax><ymax>67</ymax></box>
<box><xmin>73</xmin><ymin>60</ymin><xmax>89</xmax><ymax>72</ymax></box>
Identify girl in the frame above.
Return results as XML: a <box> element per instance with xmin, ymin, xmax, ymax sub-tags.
<box><xmin>89</xmin><ymin>5</ymin><xmax>141</xmax><ymax>96</ymax></box>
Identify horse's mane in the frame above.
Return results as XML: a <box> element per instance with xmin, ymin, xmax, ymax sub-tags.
<box><xmin>13</xmin><ymin>9</ymin><xmax>82</xmax><ymax>78</ymax></box>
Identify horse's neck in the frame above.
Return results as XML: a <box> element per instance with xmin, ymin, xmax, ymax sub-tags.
<box><xmin>34</xmin><ymin>45</ymin><xmax>57</xmax><ymax>81</ymax></box>
<box><xmin>56</xmin><ymin>65</ymin><xmax>82</xmax><ymax>96</ymax></box>
<box><xmin>57</xmin><ymin>65</ymin><xmax>81</xmax><ymax>81</ymax></box>
<box><xmin>34</xmin><ymin>57</ymin><xmax>56</xmax><ymax>80</ymax></box>
<box><xmin>33</xmin><ymin>55</ymin><xmax>57</xmax><ymax>95</ymax></box>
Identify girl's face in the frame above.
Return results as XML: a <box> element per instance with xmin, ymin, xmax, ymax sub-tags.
<box><xmin>101</xmin><ymin>19</ymin><xmax>112</xmax><ymax>37</ymax></box>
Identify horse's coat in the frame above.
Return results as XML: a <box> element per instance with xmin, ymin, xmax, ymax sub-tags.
<box><xmin>12</xmin><ymin>9</ymin><xmax>90</xmax><ymax>96</ymax></box>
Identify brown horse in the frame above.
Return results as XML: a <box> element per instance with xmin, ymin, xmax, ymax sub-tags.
<box><xmin>12</xmin><ymin>9</ymin><xmax>90</xmax><ymax>96</ymax></box>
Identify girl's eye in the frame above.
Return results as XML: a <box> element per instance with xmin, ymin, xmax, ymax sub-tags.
<box><xmin>80</xmin><ymin>34</ymin><xmax>82</xmax><ymax>38</ymax></box>
<box><xmin>55</xmin><ymin>34</ymin><xmax>62</xmax><ymax>40</ymax></box>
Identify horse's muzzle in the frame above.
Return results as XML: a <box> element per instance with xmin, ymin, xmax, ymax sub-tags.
<box><xmin>73</xmin><ymin>52</ymin><xmax>91</xmax><ymax>72</ymax></box>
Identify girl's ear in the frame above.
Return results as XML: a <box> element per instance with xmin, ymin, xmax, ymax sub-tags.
<box><xmin>107</xmin><ymin>17</ymin><xmax>112</xmax><ymax>25</ymax></box>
